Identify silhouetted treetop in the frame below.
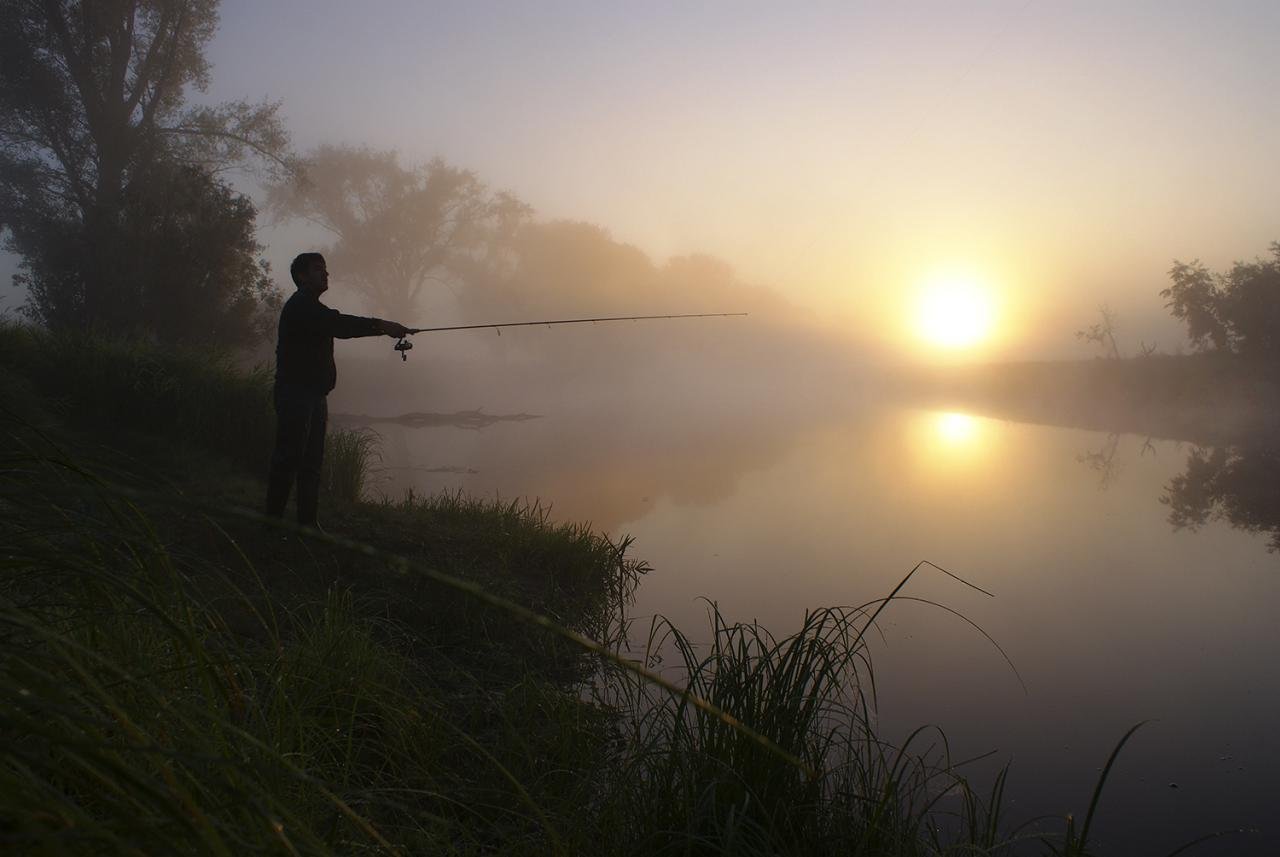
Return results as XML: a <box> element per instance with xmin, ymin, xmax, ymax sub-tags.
<box><xmin>0</xmin><ymin>0</ymin><xmax>291</xmax><ymax>341</ymax></box>
<box><xmin>1162</xmin><ymin>243</ymin><xmax>1280</xmax><ymax>358</ymax></box>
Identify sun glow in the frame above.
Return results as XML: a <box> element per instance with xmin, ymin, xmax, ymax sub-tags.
<box><xmin>935</xmin><ymin>411</ymin><xmax>978</xmax><ymax>444</ymax></box>
<box><xmin>915</xmin><ymin>273</ymin><xmax>995</xmax><ymax>349</ymax></box>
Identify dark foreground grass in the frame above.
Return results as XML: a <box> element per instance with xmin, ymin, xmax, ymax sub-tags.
<box><xmin>0</xmin><ymin>323</ymin><xmax>1224</xmax><ymax>855</ymax></box>
<box><xmin>0</xmin><ymin>429</ymin><xmax>631</xmax><ymax>855</ymax></box>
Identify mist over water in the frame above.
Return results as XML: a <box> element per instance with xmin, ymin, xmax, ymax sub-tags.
<box><xmin>4</xmin><ymin>1</ymin><xmax>1280</xmax><ymax>850</ymax></box>
<box><xmin>330</xmin><ymin>349</ymin><xmax>1279</xmax><ymax>855</ymax></box>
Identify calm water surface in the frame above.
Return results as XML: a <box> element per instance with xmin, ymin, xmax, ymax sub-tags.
<box><xmin>340</xmin><ymin>378</ymin><xmax>1279</xmax><ymax>855</ymax></box>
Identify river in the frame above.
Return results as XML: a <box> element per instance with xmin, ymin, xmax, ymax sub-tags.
<box><xmin>334</xmin><ymin>365</ymin><xmax>1278</xmax><ymax>855</ymax></box>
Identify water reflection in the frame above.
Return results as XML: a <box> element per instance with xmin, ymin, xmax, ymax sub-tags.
<box><xmin>362</xmin><ymin>397</ymin><xmax>836</xmax><ymax>531</ymax></box>
<box><xmin>355</xmin><ymin>395</ymin><xmax>1277</xmax><ymax>851</ymax></box>
<box><xmin>910</xmin><ymin>409</ymin><xmax>993</xmax><ymax>476</ymax></box>
<box><xmin>1076</xmin><ymin>433</ymin><xmax>1122</xmax><ymax>489</ymax></box>
<box><xmin>1073</xmin><ymin>432</ymin><xmax>1280</xmax><ymax>555</ymax></box>
<box><xmin>935</xmin><ymin>411</ymin><xmax>978</xmax><ymax>445</ymax></box>
<box><xmin>1162</xmin><ymin>445</ymin><xmax>1280</xmax><ymax>552</ymax></box>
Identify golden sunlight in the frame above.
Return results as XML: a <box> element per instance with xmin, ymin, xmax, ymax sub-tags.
<box><xmin>906</xmin><ymin>410</ymin><xmax>991</xmax><ymax>476</ymax></box>
<box><xmin>915</xmin><ymin>273</ymin><xmax>995</xmax><ymax>348</ymax></box>
<box><xmin>935</xmin><ymin>411</ymin><xmax>978</xmax><ymax>445</ymax></box>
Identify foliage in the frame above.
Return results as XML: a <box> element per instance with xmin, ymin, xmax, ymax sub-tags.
<box><xmin>103</xmin><ymin>158</ymin><xmax>279</xmax><ymax>344</ymax></box>
<box><xmin>267</xmin><ymin>145</ymin><xmax>530</xmax><ymax>320</ymax></box>
<box><xmin>0</xmin><ymin>319</ymin><xmax>275</xmax><ymax>473</ymax></box>
<box><xmin>1162</xmin><ymin>260</ymin><xmax>1229</xmax><ymax>352</ymax></box>
<box><xmin>0</xmin><ymin>0</ymin><xmax>290</xmax><ymax>341</ymax></box>
<box><xmin>1216</xmin><ymin>243</ymin><xmax>1280</xmax><ymax>358</ymax></box>
<box><xmin>1162</xmin><ymin>243</ymin><xmax>1280</xmax><ymax>357</ymax></box>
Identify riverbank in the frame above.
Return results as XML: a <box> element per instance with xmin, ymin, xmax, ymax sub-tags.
<box><xmin>898</xmin><ymin>353</ymin><xmax>1280</xmax><ymax>446</ymax></box>
<box><xmin>0</xmin><ymin>322</ymin><xmax>1140</xmax><ymax>855</ymax></box>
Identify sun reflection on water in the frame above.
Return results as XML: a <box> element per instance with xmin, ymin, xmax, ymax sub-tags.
<box><xmin>935</xmin><ymin>411</ymin><xmax>978</xmax><ymax>445</ymax></box>
<box><xmin>909</xmin><ymin>410</ymin><xmax>991</xmax><ymax>475</ymax></box>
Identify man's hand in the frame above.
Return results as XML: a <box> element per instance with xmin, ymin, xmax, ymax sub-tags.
<box><xmin>379</xmin><ymin>320</ymin><xmax>411</xmax><ymax>338</ymax></box>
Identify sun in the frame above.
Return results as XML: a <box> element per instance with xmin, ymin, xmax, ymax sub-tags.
<box><xmin>915</xmin><ymin>273</ymin><xmax>995</xmax><ymax>348</ymax></box>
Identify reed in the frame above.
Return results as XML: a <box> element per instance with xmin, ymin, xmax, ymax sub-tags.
<box><xmin>322</xmin><ymin>426</ymin><xmax>382</xmax><ymax>502</ymax></box>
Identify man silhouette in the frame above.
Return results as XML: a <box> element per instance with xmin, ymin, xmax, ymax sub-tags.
<box><xmin>265</xmin><ymin>252</ymin><xmax>410</xmax><ymax>528</ymax></box>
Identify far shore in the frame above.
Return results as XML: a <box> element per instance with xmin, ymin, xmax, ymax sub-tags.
<box><xmin>894</xmin><ymin>352</ymin><xmax>1280</xmax><ymax>447</ymax></box>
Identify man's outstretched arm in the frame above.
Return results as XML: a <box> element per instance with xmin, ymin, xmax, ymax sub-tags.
<box><xmin>325</xmin><ymin>307</ymin><xmax>410</xmax><ymax>339</ymax></box>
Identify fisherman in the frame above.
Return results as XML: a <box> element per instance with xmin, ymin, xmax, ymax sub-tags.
<box><xmin>265</xmin><ymin>252</ymin><xmax>410</xmax><ymax>529</ymax></box>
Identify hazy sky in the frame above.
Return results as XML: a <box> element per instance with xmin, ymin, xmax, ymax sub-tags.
<box><xmin>5</xmin><ymin>1</ymin><xmax>1279</xmax><ymax>358</ymax></box>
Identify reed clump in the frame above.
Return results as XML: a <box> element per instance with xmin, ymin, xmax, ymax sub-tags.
<box><xmin>323</xmin><ymin>426</ymin><xmax>382</xmax><ymax>502</ymax></box>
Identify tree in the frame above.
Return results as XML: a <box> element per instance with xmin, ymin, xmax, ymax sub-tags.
<box><xmin>1216</xmin><ymin>243</ymin><xmax>1280</xmax><ymax>359</ymax></box>
<box><xmin>0</xmin><ymin>0</ymin><xmax>291</xmax><ymax>339</ymax></box>
<box><xmin>1161</xmin><ymin>244</ymin><xmax>1280</xmax><ymax>358</ymax></box>
<box><xmin>267</xmin><ymin>146</ymin><xmax>530</xmax><ymax>320</ymax></box>
<box><xmin>1161</xmin><ymin>259</ymin><xmax>1228</xmax><ymax>352</ymax></box>
<box><xmin>114</xmin><ymin>160</ymin><xmax>279</xmax><ymax>344</ymax></box>
<box><xmin>1075</xmin><ymin>303</ymin><xmax>1122</xmax><ymax>359</ymax></box>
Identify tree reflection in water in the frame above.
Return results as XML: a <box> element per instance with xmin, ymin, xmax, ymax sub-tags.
<box><xmin>1161</xmin><ymin>445</ymin><xmax>1280</xmax><ymax>551</ymax></box>
<box><xmin>1076</xmin><ymin>433</ymin><xmax>1157</xmax><ymax>490</ymax></box>
<box><xmin>1073</xmin><ymin>434</ymin><xmax>1280</xmax><ymax>550</ymax></box>
<box><xmin>1076</xmin><ymin>433</ymin><xmax>1123</xmax><ymax>489</ymax></box>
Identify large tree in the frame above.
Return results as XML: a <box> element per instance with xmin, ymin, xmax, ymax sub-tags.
<box><xmin>267</xmin><ymin>145</ymin><xmax>529</xmax><ymax>321</ymax></box>
<box><xmin>1162</xmin><ymin>260</ymin><xmax>1229</xmax><ymax>352</ymax></box>
<box><xmin>0</xmin><ymin>0</ymin><xmax>291</xmax><ymax>340</ymax></box>
<box><xmin>1216</xmin><ymin>243</ymin><xmax>1280</xmax><ymax>359</ymax></box>
<box><xmin>1162</xmin><ymin>244</ymin><xmax>1280</xmax><ymax>358</ymax></box>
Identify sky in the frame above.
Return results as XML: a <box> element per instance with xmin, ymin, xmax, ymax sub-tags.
<box><xmin>5</xmin><ymin>0</ymin><xmax>1279</xmax><ymax>359</ymax></box>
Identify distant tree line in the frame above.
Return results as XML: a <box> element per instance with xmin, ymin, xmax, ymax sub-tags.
<box><xmin>1162</xmin><ymin>243</ymin><xmax>1280</xmax><ymax>359</ymax></box>
<box><xmin>0</xmin><ymin>1</ymin><xmax>542</xmax><ymax>347</ymax></box>
<box><xmin>0</xmin><ymin>1</ymin><xmax>816</xmax><ymax>357</ymax></box>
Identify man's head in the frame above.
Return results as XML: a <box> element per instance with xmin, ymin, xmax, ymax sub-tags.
<box><xmin>290</xmin><ymin>252</ymin><xmax>328</xmax><ymax>295</ymax></box>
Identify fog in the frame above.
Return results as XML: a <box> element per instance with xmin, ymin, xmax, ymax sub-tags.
<box><xmin>196</xmin><ymin>0</ymin><xmax>1279</xmax><ymax>366</ymax></box>
<box><xmin>6</xmin><ymin>2</ymin><xmax>1280</xmax><ymax>852</ymax></box>
<box><xmin>6</xmin><ymin>2</ymin><xmax>1280</xmax><ymax>364</ymax></box>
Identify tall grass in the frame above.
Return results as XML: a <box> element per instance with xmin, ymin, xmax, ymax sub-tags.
<box><xmin>0</xmin><ymin>433</ymin><xmax>618</xmax><ymax>854</ymax></box>
<box><xmin>323</xmin><ymin>427</ymin><xmax>382</xmax><ymax>502</ymax></box>
<box><xmin>591</xmin><ymin>604</ymin><xmax>1010</xmax><ymax>855</ymax></box>
<box><xmin>0</xmin><ymin>320</ymin><xmax>274</xmax><ymax>472</ymax></box>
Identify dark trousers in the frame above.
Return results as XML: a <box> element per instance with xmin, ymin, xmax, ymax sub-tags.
<box><xmin>265</xmin><ymin>385</ymin><xmax>327</xmax><ymax>525</ymax></box>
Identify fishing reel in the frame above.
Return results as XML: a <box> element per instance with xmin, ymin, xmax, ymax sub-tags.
<box><xmin>394</xmin><ymin>336</ymin><xmax>413</xmax><ymax>361</ymax></box>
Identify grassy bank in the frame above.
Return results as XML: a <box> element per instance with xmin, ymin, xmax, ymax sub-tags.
<box><xmin>0</xmin><ymin>322</ymin><xmax>1162</xmax><ymax>855</ymax></box>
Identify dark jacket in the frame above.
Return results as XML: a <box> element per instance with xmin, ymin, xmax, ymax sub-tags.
<box><xmin>274</xmin><ymin>289</ymin><xmax>382</xmax><ymax>395</ymax></box>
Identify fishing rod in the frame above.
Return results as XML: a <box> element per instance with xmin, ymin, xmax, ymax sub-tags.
<box><xmin>392</xmin><ymin>312</ymin><xmax>747</xmax><ymax>360</ymax></box>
